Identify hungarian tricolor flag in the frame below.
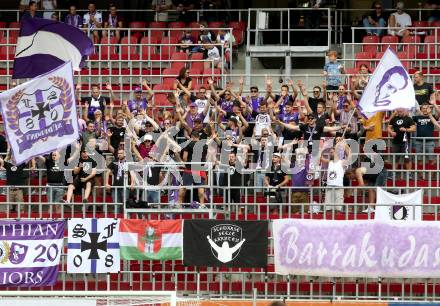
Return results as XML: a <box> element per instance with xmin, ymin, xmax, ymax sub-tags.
<box><xmin>120</xmin><ymin>220</ymin><xmax>183</xmax><ymax>260</ymax></box>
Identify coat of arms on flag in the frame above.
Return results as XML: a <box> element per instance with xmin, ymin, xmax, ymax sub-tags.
<box><xmin>119</xmin><ymin>220</ymin><xmax>183</xmax><ymax>260</ymax></box>
<box><xmin>67</xmin><ymin>219</ymin><xmax>120</xmax><ymax>273</ymax></box>
<box><xmin>375</xmin><ymin>188</ymin><xmax>422</xmax><ymax>221</ymax></box>
<box><xmin>0</xmin><ymin>62</ymin><xmax>78</xmax><ymax>164</ymax></box>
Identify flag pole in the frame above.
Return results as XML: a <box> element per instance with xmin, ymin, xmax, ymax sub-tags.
<box><xmin>341</xmin><ymin>109</ymin><xmax>356</xmax><ymax>138</ymax></box>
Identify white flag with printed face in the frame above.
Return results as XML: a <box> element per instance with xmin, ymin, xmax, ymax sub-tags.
<box><xmin>0</xmin><ymin>62</ymin><xmax>78</xmax><ymax>164</ymax></box>
<box><xmin>357</xmin><ymin>48</ymin><xmax>416</xmax><ymax>118</ymax></box>
<box><xmin>375</xmin><ymin>187</ymin><xmax>422</xmax><ymax>221</ymax></box>
<box><xmin>67</xmin><ymin>219</ymin><xmax>120</xmax><ymax>274</ymax></box>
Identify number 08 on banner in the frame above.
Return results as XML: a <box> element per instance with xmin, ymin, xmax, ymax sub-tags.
<box><xmin>67</xmin><ymin>219</ymin><xmax>120</xmax><ymax>274</ymax></box>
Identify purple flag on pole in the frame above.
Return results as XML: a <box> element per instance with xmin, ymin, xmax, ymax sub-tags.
<box><xmin>13</xmin><ymin>17</ymin><xmax>94</xmax><ymax>79</ymax></box>
<box><xmin>0</xmin><ymin>220</ymin><xmax>65</xmax><ymax>287</ymax></box>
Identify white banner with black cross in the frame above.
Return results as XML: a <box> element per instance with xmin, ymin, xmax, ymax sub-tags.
<box><xmin>67</xmin><ymin>218</ymin><xmax>120</xmax><ymax>273</ymax></box>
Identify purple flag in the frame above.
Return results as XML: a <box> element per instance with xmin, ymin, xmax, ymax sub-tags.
<box><xmin>13</xmin><ymin>17</ymin><xmax>94</xmax><ymax>79</ymax></box>
<box><xmin>274</xmin><ymin>219</ymin><xmax>440</xmax><ymax>278</ymax></box>
<box><xmin>0</xmin><ymin>220</ymin><xmax>65</xmax><ymax>287</ymax></box>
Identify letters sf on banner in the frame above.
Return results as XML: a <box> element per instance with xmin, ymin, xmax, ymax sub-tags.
<box><xmin>274</xmin><ymin>219</ymin><xmax>440</xmax><ymax>278</ymax></box>
<box><xmin>67</xmin><ymin>219</ymin><xmax>120</xmax><ymax>274</ymax></box>
<box><xmin>0</xmin><ymin>62</ymin><xmax>78</xmax><ymax>165</ymax></box>
<box><xmin>0</xmin><ymin>220</ymin><xmax>64</xmax><ymax>287</ymax></box>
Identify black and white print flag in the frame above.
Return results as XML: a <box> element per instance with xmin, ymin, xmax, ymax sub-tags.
<box><xmin>183</xmin><ymin>220</ymin><xmax>268</xmax><ymax>267</ymax></box>
<box><xmin>67</xmin><ymin>219</ymin><xmax>120</xmax><ymax>273</ymax></box>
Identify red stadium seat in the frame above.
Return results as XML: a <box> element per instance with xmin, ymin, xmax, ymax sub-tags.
<box><xmin>191</xmin><ymin>52</ymin><xmax>204</xmax><ymax>60</ymax></box>
<box><xmin>0</xmin><ymin>22</ymin><xmax>7</xmax><ymax>28</ymax></box>
<box><xmin>169</xmin><ymin>29</ymin><xmax>184</xmax><ymax>40</ymax></box>
<box><xmin>0</xmin><ymin>37</ymin><xmax>16</xmax><ymax>60</ymax></box>
<box><xmin>170</xmin><ymin>52</ymin><xmax>188</xmax><ymax>70</ymax></box>
<box><xmin>228</xmin><ymin>21</ymin><xmax>246</xmax><ymax>31</ymax></box>
<box><xmin>362</xmin><ymin>35</ymin><xmax>380</xmax><ymax>54</ymax></box>
<box><xmin>233</xmin><ymin>29</ymin><xmax>244</xmax><ymax>45</ymax></box>
<box><xmin>120</xmin><ymin>36</ymin><xmax>139</xmax><ymax>60</ymax></box>
<box><xmin>381</xmin><ymin>35</ymin><xmax>399</xmax><ymax>51</ymax></box>
<box><xmin>159</xmin><ymin>37</ymin><xmax>178</xmax><ymax>60</ymax></box>
<box><xmin>424</xmin><ymin>35</ymin><xmax>439</xmax><ymax>59</ymax></box>
<box><xmin>208</xmin><ymin>21</ymin><xmax>224</xmax><ymax>35</ymax></box>
<box><xmin>401</xmin><ymin>35</ymin><xmax>421</xmax><ymax>55</ymax></box>
<box><xmin>355</xmin><ymin>52</ymin><xmax>374</xmax><ymax>69</ymax></box>
<box><xmin>129</xmin><ymin>21</ymin><xmax>147</xmax><ymax>39</ymax></box>
<box><xmin>99</xmin><ymin>37</ymin><xmax>118</xmax><ymax>60</ymax></box>
<box><xmin>168</xmin><ymin>21</ymin><xmax>186</xmax><ymax>28</ymax></box>
<box><xmin>412</xmin><ymin>21</ymin><xmax>429</xmax><ymax>28</ymax></box>
<box><xmin>162</xmin><ymin>68</ymin><xmax>179</xmax><ymax>77</ymax></box>
<box><xmin>397</xmin><ymin>51</ymin><xmax>412</xmax><ymax>69</ymax></box>
<box><xmin>140</xmin><ymin>37</ymin><xmax>159</xmax><ymax>60</ymax></box>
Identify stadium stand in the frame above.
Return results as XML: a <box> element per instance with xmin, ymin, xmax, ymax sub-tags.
<box><xmin>0</xmin><ymin>2</ymin><xmax>439</xmax><ymax>304</ymax></box>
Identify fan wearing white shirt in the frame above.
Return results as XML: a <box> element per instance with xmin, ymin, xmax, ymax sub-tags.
<box><xmin>388</xmin><ymin>2</ymin><xmax>412</xmax><ymax>37</ymax></box>
<box><xmin>83</xmin><ymin>2</ymin><xmax>102</xmax><ymax>44</ymax></box>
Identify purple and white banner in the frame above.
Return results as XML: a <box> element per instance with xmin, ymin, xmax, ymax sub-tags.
<box><xmin>0</xmin><ymin>62</ymin><xmax>79</xmax><ymax>164</ymax></box>
<box><xmin>0</xmin><ymin>220</ymin><xmax>65</xmax><ymax>287</ymax></box>
<box><xmin>274</xmin><ymin>219</ymin><xmax>440</xmax><ymax>278</ymax></box>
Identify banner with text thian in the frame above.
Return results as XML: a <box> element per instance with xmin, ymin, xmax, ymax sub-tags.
<box><xmin>274</xmin><ymin>219</ymin><xmax>440</xmax><ymax>278</ymax></box>
<box><xmin>0</xmin><ymin>220</ymin><xmax>65</xmax><ymax>287</ymax></box>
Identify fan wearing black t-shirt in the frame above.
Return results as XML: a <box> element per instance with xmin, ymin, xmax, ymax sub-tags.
<box><xmin>65</xmin><ymin>150</ymin><xmax>97</xmax><ymax>204</ymax></box>
<box><xmin>108</xmin><ymin>115</ymin><xmax>126</xmax><ymax>154</ymax></box>
<box><xmin>106</xmin><ymin>149</ymin><xmax>135</xmax><ymax>204</ymax></box>
<box><xmin>40</xmin><ymin>151</ymin><xmax>66</xmax><ymax>210</ymax></box>
<box><xmin>219</xmin><ymin>152</ymin><xmax>243</xmax><ymax>203</ymax></box>
<box><xmin>388</xmin><ymin>109</ymin><xmax>416</xmax><ymax>171</ymax></box>
<box><xmin>264</xmin><ymin>153</ymin><xmax>289</xmax><ymax>203</ymax></box>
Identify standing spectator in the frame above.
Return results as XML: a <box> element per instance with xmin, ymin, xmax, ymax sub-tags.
<box><xmin>388</xmin><ymin>2</ymin><xmax>412</xmax><ymax>37</ymax></box>
<box><xmin>152</xmin><ymin>0</ymin><xmax>173</xmax><ymax>22</ymax></box>
<box><xmin>363</xmin><ymin>1</ymin><xmax>387</xmax><ymax>36</ymax></box>
<box><xmin>83</xmin><ymin>2</ymin><xmax>103</xmax><ymax>44</ymax></box>
<box><xmin>65</xmin><ymin>5</ymin><xmax>83</xmax><ymax>28</ymax></box>
<box><xmin>254</xmin><ymin>101</ymin><xmax>272</xmax><ymax>137</ymax></box>
<box><xmin>219</xmin><ymin>152</ymin><xmax>243</xmax><ymax>204</ymax></box>
<box><xmin>413</xmin><ymin>71</ymin><xmax>434</xmax><ymax>106</ymax></box>
<box><xmin>413</xmin><ymin>103</ymin><xmax>440</xmax><ymax>169</ymax></box>
<box><xmin>388</xmin><ymin>108</ymin><xmax>416</xmax><ymax>172</ymax></box>
<box><xmin>39</xmin><ymin>151</ymin><xmax>65</xmax><ymax>212</ymax></box>
<box><xmin>332</xmin><ymin>97</ymin><xmax>360</xmax><ymax>140</ymax></box>
<box><xmin>107</xmin><ymin>115</ymin><xmax>126</xmax><ymax>155</ymax></box>
<box><xmin>81</xmin><ymin>83</ymin><xmax>114</xmax><ymax>121</ymax></box>
<box><xmin>203</xmin><ymin>37</ymin><xmax>221</xmax><ymax>69</ymax></box>
<box><xmin>65</xmin><ymin>150</ymin><xmax>97</xmax><ymax>204</ymax></box>
<box><xmin>106</xmin><ymin>149</ymin><xmax>135</xmax><ymax>204</ymax></box>
<box><xmin>289</xmin><ymin>145</ymin><xmax>314</xmax><ymax>213</ymax></box>
<box><xmin>41</xmin><ymin>0</ymin><xmax>57</xmax><ymax>19</ymax></box>
<box><xmin>178</xmin><ymin>131</ymin><xmax>207</xmax><ymax>206</ymax></box>
<box><xmin>303</xmin><ymin>82</ymin><xmax>326</xmax><ymax>114</ymax></box>
<box><xmin>252</xmin><ymin>135</ymin><xmax>273</xmax><ymax>188</ymax></box>
<box><xmin>352</xmin><ymin>64</ymin><xmax>371</xmax><ymax>100</ymax></box>
<box><xmin>360</xmin><ymin>111</ymin><xmax>384</xmax><ymax>146</ymax></box>
<box><xmin>264</xmin><ymin>153</ymin><xmax>289</xmax><ymax>203</ymax></box>
<box><xmin>323</xmin><ymin>50</ymin><xmax>345</xmax><ymax>91</ymax></box>
<box><xmin>82</xmin><ymin>121</ymin><xmax>98</xmax><ymax>149</ymax></box>
<box><xmin>126</xmin><ymin>81</ymin><xmax>152</xmax><ymax>118</ymax></box>
<box><xmin>0</xmin><ymin>153</ymin><xmax>34</xmax><ymax>213</ymax></box>
<box><xmin>103</xmin><ymin>3</ymin><xmax>124</xmax><ymax>42</ymax></box>
<box><xmin>21</xmin><ymin>1</ymin><xmax>41</xmax><ymax>20</ymax></box>
<box><xmin>321</xmin><ymin>138</ymin><xmax>351</xmax><ymax>212</ymax></box>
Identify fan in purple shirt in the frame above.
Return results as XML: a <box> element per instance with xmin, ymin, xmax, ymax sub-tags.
<box><xmin>65</xmin><ymin>5</ymin><xmax>83</xmax><ymax>28</ymax></box>
<box><xmin>127</xmin><ymin>86</ymin><xmax>148</xmax><ymax>116</ymax></box>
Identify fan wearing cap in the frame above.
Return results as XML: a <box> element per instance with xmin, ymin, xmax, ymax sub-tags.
<box><xmin>176</xmin><ymin>101</ymin><xmax>207</xmax><ymax>139</ymax></box>
<box><xmin>125</xmin><ymin>80</ymin><xmax>152</xmax><ymax>118</ymax></box>
<box><xmin>217</xmin><ymin>110</ymin><xmax>249</xmax><ymax>144</ymax></box>
<box><xmin>132</xmin><ymin>134</ymin><xmax>157</xmax><ymax>160</ymax></box>
<box><xmin>388</xmin><ymin>2</ymin><xmax>412</xmax><ymax>37</ymax></box>
<box><xmin>264</xmin><ymin>153</ymin><xmax>289</xmax><ymax>204</ymax></box>
<box><xmin>177</xmin><ymin>83</ymin><xmax>212</xmax><ymax>119</ymax></box>
<box><xmin>332</xmin><ymin>95</ymin><xmax>360</xmax><ymax>140</ymax></box>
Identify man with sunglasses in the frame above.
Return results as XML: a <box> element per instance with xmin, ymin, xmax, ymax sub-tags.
<box><xmin>363</xmin><ymin>1</ymin><xmax>387</xmax><ymax>36</ymax></box>
<box><xmin>388</xmin><ymin>2</ymin><xmax>412</xmax><ymax>37</ymax></box>
<box><xmin>303</xmin><ymin>83</ymin><xmax>326</xmax><ymax>114</ymax></box>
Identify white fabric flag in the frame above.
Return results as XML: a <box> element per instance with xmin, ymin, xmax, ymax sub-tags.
<box><xmin>0</xmin><ymin>62</ymin><xmax>78</xmax><ymax>164</ymax></box>
<box><xmin>67</xmin><ymin>218</ymin><xmax>120</xmax><ymax>274</ymax></box>
<box><xmin>375</xmin><ymin>187</ymin><xmax>422</xmax><ymax>221</ymax></box>
<box><xmin>357</xmin><ymin>48</ymin><xmax>416</xmax><ymax>118</ymax></box>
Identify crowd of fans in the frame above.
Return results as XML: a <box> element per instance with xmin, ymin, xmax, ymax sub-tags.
<box><xmin>0</xmin><ymin>1</ymin><xmax>437</xmax><ymax>215</ymax></box>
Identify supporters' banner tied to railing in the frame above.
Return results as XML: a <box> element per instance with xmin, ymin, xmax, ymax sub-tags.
<box><xmin>0</xmin><ymin>62</ymin><xmax>78</xmax><ymax>164</ymax></box>
<box><xmin>375</xmin><ymin>188</ymin><xmax>422</xmax><ymax>221</ymax></box>
<box><xmin>357</xmin><ymin>48</ymin><xmax>416</xmax><ymax>118</ymax></box>
<box><xmin>120</xmin><ymin>220</ymin><xmax>183</xmax><ymax>260</ymax></box>
<box><xmin>67</xmin><ymin>219</ymin><xmax>120</xmax><ymax>274</ymax></box>
<box><xmin>183</xmin><ymin>220</ymin><xmax>268</xmax><ymax>267</ymax></box>
<box><xmin>0</xmin><ymin>220</ymin><xmax>64</xmax><ymax>287</ymax></box>
<box><xmin>274</xmin><ymin>219</ymin><xmax>440</xmax><ymax>278</ymax></box>
<box><xmin>13</xmin><ymin>17</ymin><xmax>94</xmax><ymax>79</ymax></box>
